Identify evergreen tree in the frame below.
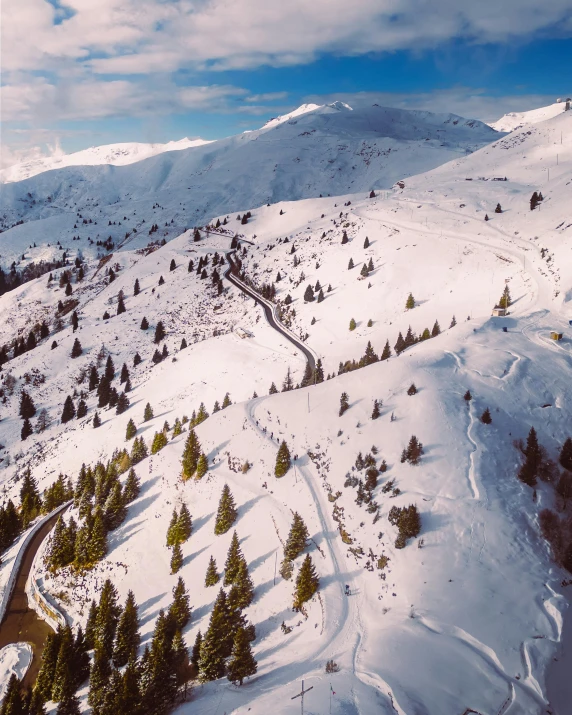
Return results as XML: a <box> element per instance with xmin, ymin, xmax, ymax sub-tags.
<box><xmin>205</xmin><ymin>556</ymin><xmax>219</xmax><ymax>586</ymax></box>
<box><xmin>166</xmin><ymin>509</ymin><xmax>180</xmax><ymax>547</ymax></box>
<box><xmin>93</xmin><ymin>412</ymin><xmax>101</xmax><ymax>428</ymax></box>
<box><xmin>19</xmin><ymin>390</ymin><xmax>36</xmax><ymax>419</ymax></box>
<box><xmin>495</xmin><ymin>203</ymin><xmax>502</xmax><ymax>213</ymax></box>
<box><xmin>123</xmin><ymin>468</ymin><xmax>141</xmax><ymax>503</ymax></box>
<box><xmin>498</xmin><ymin>284</ymin><xmax>512</xmax><ymax>309</ymax></box>
<box><xmin>284</xmin><ymin>513</ymin><xmax>309</xmax><ymax>561</ymax></box>
<box><xmin>154</xmin><ymin>321</ymin><xmax>166</xmax><ymax>344</ymax></box>
<box><xmin>1</xmin><ymin>675</ymin><xmax>25</xmax><ymax>715</ymax></box>
<box><xmin>97</xmin><ymin>376</ymin><xmax>111</xmax><ymax>408</ymax></box>
<box><xmin>371</xmin><ymin>399</ymin><xmax>381</xmax><ymax>420</ymax></box>
<box><xmin>364</xmin><ymin>236</ymin><xmax>370</xmax><ymax>248</ymax></box>
<box><xmin>431</xmin><ymin>320</ymin><xmax>441</xmax><ymax>337</ymax></box>
<box><xmin>170</xmin><ymin>259</ymin><xmax>176</xmax><ymax>271</ymax></box>
<box><xmin>105</xmin><ymin>355</ymin><xmax>115</xmax><ymax>382</ymax></box>
<box><xmin>116</xmin><ymin>392</ymin><xmax>130</xmax><ymax>415</ymax></box>
<box><xmin>303</xmin><ymin>285</ymin><xmax>315</xmax><ymax>302</ymax></box>
<box><xmin>226</xmin><ymin>627</ymin><xmax>258</xmax><ymax>685</ymax></box>
<box><xmin>20</xmin><ymin>470</ymin><xmax>42</xmax><ymax>527</ymax></box>
<box><xmin>405</xmin><ymin>293</ymin><xmax>415</xmax><ymax>310</ymax></box>
<box><xmin>88</xmin><ymin>365</ymin><xmax>99</xmax><ymax>391</ymax></box>
<box><xmin>171</xmin><ymin>542</ymin><xmax>183</xmax><ymax>573</ymax></box>
<box><xmin>530</xmin><ymin>191</ymin><xmax>539</xmax><ymax>211</ymax></box>
<box><xmin>134</xmin><ymin>278</ymin><xmax>140</xmax><ymax>296</ymax></box>
<box><xmin>76</xmin><ymin>399</ymin><xmax>87</xmax><ymax>418</ymax></box>
<box><xmin>21</xmin><ymin>418</ymin><xmax>33</xmax><ymax>441</ymax></box>
<box><xmin>151</xmin><ymin>431</ymin><xmax>168</xmax><ymax>454</ymax></box>
<box><xmin>348</xmin><ymin>258</ymin><xmax>354</xmax><ymax>270</ymax></box>
<box><xmin>198</xmin><ymin>589</ymin><xmax>230</xmax><ymax>681</ymax></box>
<box><xmin>181</xmin><ymin>429</ymin><xmax>201</xmax><ymax>479</ymax></box>
<box><xmin>104</xmin><ymin>482</ymin><xmax>126</xmax><ymax>530</ymax></box>
<box><xmin>349</xmin><ymin>318</ymin><xmax>356</xmax><ymax>331</ymax></box>
<box><xmin>294</xmin><ymin>554</ymin><xmax>319</xmax><ymax>608</ymax></box>
<box><xmin>143</xmin><ymin>402</ymin><xmax>154</xmax><ymax>421</ymax></box>
<box><xmin>269</xmin><ymin>382</ymin><xmax>278</xmax><ymax>394</ymax></box>
<box><xmin>70</xmin><ymin>338</ymin><xmax>82</xmax><ymax>358</ymax></box>
<box><xmin>463</xmin><ymin>390</ymin><xmax>472</xmax><ymax>402</ymax></box>
<box><xmin>52</xmin><ymin>626</ymin><xmax>75</xmax><ymax>702</ymax></box>
<box><xmin>131</xmin><ymin>436</ymin><xmax>148</xmax><ymax>464</ymax></box>
<box><xmin>394</xmin><ymin>332</ymin><xmax>406</xmax><ymax>354</ymax></box>
<box><xmin>140</xmin><ymin>316</ymin><xmax>149</xmax><ymax>330</ymax></box>
<box><xmin>34</xmin><ymin>629</ymin><xmax>61</xmax><ymax>701</ymax></box>
<box><xmin>88</xmin><ymin>648</ymin><xmax>112</xmax><ymax>711</ymax></box>
<box><xmin>360</xmin><ymin>263</ymin><xmax>369</xmax><ymax>278</ymax></box>
<box><xmin>223</xmin><ymin>531</ymin><xmax>245</xmax><ymax>586</ymax></box>
<box><xmin>113</xmin><ymin>590</ymin><xmax>140</xmax><ymax>667</ymax></box>
<box><xmin>518</xmin><ymin>426</ymin><xmax>542</xmax><ymax>487</ymax></box>
<box><xmin>89</xmin><ymin>510</ymin><xmax>108</xmax><ymax>563</ymax></box>
<box><xmin>196</xmin><ymin>453</ymin><xmax>208</xmax><ymax>479</ymax></box>
<box><xmin>94</xmin><ymin>578</ymin><xmax>121</xmax><ymax>660</ymax></box>
<box><xmin>56</xmin><ymin>695</ymin><xmax>81</xmax><ymax>715</ymax></box>
<box><xmin>85</xmin><ymin>600</ymin><xmax>98</xmax><ymax>649</ymax></box>
<box><xmin>450</xmin><ymin>315</ymin><xmax>457</xmax><ymax>328</ymax></box>
<box><xmin>341</xmin><ymin>230</ymin><xmax>349</xmax><ymax>245</ymax></box>
<box><xmin>125</xmin><ymin>418</ymin><xmax>137</xmax><ymax>440</ymax></box>
<box><xmin>339</xmin><ymin>392</ymin><xmax>349</xmax><ymax>416</ymax></box>
<box><xmin>191</xmin><ymin>631</ymin><xmax>202</xmax><ymax>670</ymax></box>
<box><xmin>401</xmin><ymin>435</ymin><xmax>424</xmax><ymax>465</ymax></box>
<box><xmin>178</xmin><ymin>503</ymin><xmax>193</xmax><ymax>541</ymax></box>
<box><xmin>117</xmin><ymin>294</ymin><xmax>126</xmax><ymax>315</ymax></box>
<box><xmin>480</xmin><ymin>407</ymin><xmax>492</xmax><ymax>424</ymax></box>
<box><xmin>222</xmin><ymin>392</ymin><xmax>232</xmax><ymax>409</ymax></box>
<box><xmin>169</xmin><ymin>577</ymin><xmax>191</xmax><ymax>631</ymax></box>
<box><xmin>214</xmin><ymin>484</ymin><xmax>238</xmax><ymax>535</ymax></box>
<box><xmin>407</xmin><ymin>383</ymin><xmax>417</xmax><ymax>396</ymax></box>
<box><xmin>275</xmin><ymin>440</ymin><xmax>291</xmax><ymax>477</ymax></box>
<box><xmin>381</xmin><ymin>339</ymin><xmax>391</xmax><ymax>360</ymax></box>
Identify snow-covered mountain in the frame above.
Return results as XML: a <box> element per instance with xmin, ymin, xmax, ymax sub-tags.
<box><xmin>0</xmin><ymin>138</ymin><xmax>213</xmax><ymax>185</ymax></box>
<box><xmin>0</xmin><ymin>103</ymin><xmax>498</xmax><ymax>269</ymax></box>
<box><xmin>489</xmin><ymin>99</ymin><xmax>570</xmax><ymax>132</ymax></box>
<box><xmin>0</xmin><ymin>105</ymin><xmax>571</xmax><ymax>714</ymax></box>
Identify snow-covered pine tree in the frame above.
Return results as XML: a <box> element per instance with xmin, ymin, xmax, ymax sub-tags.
<box><xmin>214</xmin><ymin>484</ymin><xmax>238</xmax><ymax>535</ymax></box>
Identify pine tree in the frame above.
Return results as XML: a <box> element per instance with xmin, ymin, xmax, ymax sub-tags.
<box><xmin>407</xmin><ymin>383</ymin><xmax>417</xmax><ymax>396</ymax></box>
<box><xmin>339</xmin><ymin>391</ymin><xmax>349</xmax><ymax>416</ymax></box>
<box><xmin>104</xmin><ymin>482</ymin><xmax>126</xmax><ymax>530</ymax></box>
<box><xmin>394</xmin><ymin>332</ymin><xmax>406</xmax><ymax>354</ymax></box>
<box><xmin>56</xmin><ymin>694</ymin><xmax>81</xmax><ymax>715</ymax></box>
<box><xmin>125</xmin><ymin>418</ymin><xmax>137</xmax><ymax>440</ymax></box>
<box><xmin>269</xmin><ymin>381</ymin><xmax>278</xmax><ymax>394</ymax></box>
<box><xmin>151</xmin><ymin>431</ymin><xmax>168</xmax><ymax>454</ymax></box>
<box><xmin>88</xmin><ymin>510</ymin><xmax>108</xmax><ymax>563</ymax></box>
<box><xmin>348</xmin><ymin>258</ymin><xmax>354</xmax><ymax>270</ymax></box>
<box><xmin>495</xmin><ymin>203</ymin><xmax>502</xmax><ymax>213</ymax></box>
<box><xmin>76</xmin><ymin>399</ymin><xmax>87</xmax><ymax>418</ymax></box>
<box><xmin>371</xmin><ymin>399</ymin><xmax>381</xmax><ymax>419</ymax></box>
<box><xmin>140</xmin><ymin>316</ymin><xmax>149</xmax><ymax>330</ymax></box>
<box><xmin>166</xmin><ymin>509</ymin><xmax>180</xmax><ymax>547</ymax></box>
<box><xmin>116</xmin><ymin>391</ymin><xmax>130</xmax><ymax>415</ymax></box>
<box><xmin>275</xmin><ymin>440</ymin><xmax>291</xmax><ymax>477</ymax></box>
<box><xmin>498</xmin><ymin>284</ymin><xmax>512</xmax><ymax>309</ymax></box>
<box><xmin>214</xmin><ymin>484</ymin><xmax>238</xmax><ymax>535</ymax></box>
<box><xmin>463</xmin><ymin>390</ymin><xmax>472</xmax><ymax>402</ymax></box>
<box><xmin>518</xmin><ymin>426</ymin><xmax>541</xmax><ymax>486</ymax></box>
<box><xmin>484</xmin><ymin>214</ymin><xmax>489</xmax><ymax>221</ymax></box>
<box><xmin>181</xmin><ymin>429</ymin><xmax>201</xmax><ymax>479</ymax></box>
<box><xmin>294</xmin><ymin>554</ymin><xmax>319</xmax><ymax>608</ymax></box>
<box><xmin>143</xmin><ymin>402</ymin><xmax>154</xmax><ymax>421</ymax></box>
<box><xmin>381</xmin><ymin>339</ymin><xmax>391</xmax><ymax>360</ymax></box>
<box><xmin>130</xmin><ymin>435</ymin><xmax>148</xmax><ymax>464</ymax></box>
<box><xmin>20</xmin><ymin>470</ymin><xmax>42</xmax><ymax>527</ymax></box>
<box><xmin>223</xmin><ymin>531</ymin><xmax>245</xmax><ymax>586</ymax></box>
<box><xmin>303</xmin><ymin>285</ymin><xmax>315</xmax><ymax>302</ymax></box>
<box><xmin>196</xmin><ymin>453</ymin><xmax>208</xmax><ymax>479</ymax></box>
<box><xmin>480</xmin><ymin>407</ymin><xmax>492</xmax><ymax>424</ymax></box>
<box><xmin>104</xmin><ymin>355</ymin><xmax>115</xmax><ymax>382</ymax></box>
<box><xmin>405</xmin><ymin>293</ymin><xmax>415</xmax><ymax>310</ymax></box>
<box><xmin>360</xmin><ymin>263</ymin><xmax>369</xmax><ymax>278</ymax></box>
<box><xmin>198</xmin><ymin>589</ymin><xmax>232</xmax><ymax>681</ymax></box>
<box><xmin>19</xmin><ymin>390</ymin><xmax>36</xmax><ymax>419</ymax></box>
<box><xmin>170</xmin><ymin>543</ymin><xmax>183</xmax><ymax>573</ymax></box>
<box><xmin>227</xmin><ymin>627</ymin><xmax>258</xmax><ymax>685</ymax></box>
<box><xmin>52</xmin><ymin>626</ymin><xmax>75</xmax><ymax>702</ymax></box>
<box><xmin>93</xmin><ymin>412</ymin><xmax>101</xmax><ymax>428</ymax></box>
<box><xmin>222</xmin><ymin>392</ymin><xmax>232</xmax><ymax>409</ymax></box>
<box><xmin>431</xmin><ymin>320</ymin><xmax>441</xmax><ymax>337</ymax></box>
<box><xmin>341</xmin><ymin>230</ymin><xmax>349</xmax><ymax>245</ymax></box>
<box><xmin>178</xmin><ymin>503</ymin><xmax>193</xmax><ymax>542</ymax></box>
<box><xmin>154</xmin><ymin>321</ymin><xmax>166</xmax><ymax>344</ymax></box>
<box><xmin>284</xmin><ymin>513</ymin><xmax>309</xmax><ymax>561</ymax></box>
<box><xmin>84</xmin><ymin>600</ymin><xmax>98</xmax><ymax>649</ymax></box>
<box><xmin>450</xmin><ymin>315</ymin><xmax>457</xmax><ymax>328</ymax></box>
<box><xmin>560</xmin><ymin>437</ymin><xmax>572</xmax><ymax>472</ymax></box>
<box><xmin>349</xmin><ymin>318</ymin><xmax>356</xmax><ymax>331</ymax></box>
<box><xmin>70</xmin><ymin>338</ymin><xmax>82</xmax><ymax>358</ymax></box>
<box><xmin>530</xmin><ymin>191</ymin><xmax>539</xmax><ymax>211</ymax></box>
<box><xmin>34</xmin><ymin>629</ymin><xmax>61</xmax><ymax>701</ymax></box>
<box><xmin>364</xmin><ymin>236</ymin><xmax>370</xmax><ymax>248</ymax></box>
<box><xmin>88</xmin><ymin>648</ymin><xmax>111</xmax><ymax>711</ymax></box>
<box><xmin>205</xmin><ymin>556</ymin><xmax>219</xmax><ymax>586</ymax></box>
<box><xmin>169</xmin><ymin>577</ymin><xmax>191</xmax><ymax>630</ymax></box>
<box><xmin>111</xmin><ymin>591</ymin><xmax>141</xmax><ymax>668</ymax></box>
<box><xmin>2</xmin><ymin>675</ymin><xmax>25</xmax><ymax>715</ymax></box>
<box><xmin>191</xmin><ymin>631</ymin><xmax>203</xmax><ymax>670</ymax></box>
<box><xmin>21</xmin><ymin>418</ymin><xmax>33</xmax><ymax>441</ymax></box>
<box><xmin>117</xmin><ymin>294</ymin><xmax>126</xmax><ymax>315</ymax></box>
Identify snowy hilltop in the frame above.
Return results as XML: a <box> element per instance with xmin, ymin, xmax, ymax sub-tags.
<box><xmin>489</xmin><ymin>99</ymin><xmax>570</xmax><ymax>132</ymax></box>
<box><xmin>0</xmin><ymin>138</ymin><xmax>213</xmax><ymax>185</ymax></box>
<box><xmin>0</xmin><ymin>103</ymin><xmax>571</xmax><ymax>715</ymax></box>
<box><xmin>0</xmin><ymin>103</ymin><xmax>498</xmax><ymax>269</ymax></box>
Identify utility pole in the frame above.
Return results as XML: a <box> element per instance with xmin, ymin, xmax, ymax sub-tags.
<box><xmin>291</xmin><ymin>680</ymin><xmax>313</xmax><ymax>715</ymax></box>
<box><xmin>273</xmin><ymin>552</ymin><xmax>277</xmax><ymax>585</ymax></box>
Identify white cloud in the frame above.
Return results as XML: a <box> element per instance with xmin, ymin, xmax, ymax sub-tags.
<box><xmin>245</xmin><ymin>92</ymin><xmax>288</xmax><ymax>103</ymax></box>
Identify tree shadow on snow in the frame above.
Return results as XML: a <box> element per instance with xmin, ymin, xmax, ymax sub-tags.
<box><xmin>108</xmin><ymin>519</ymin><xmax>146</xmax><ymax>551</ymax></box>
<box><xmin>184</xmin><ymin>544</ymin><xmax>209</xmax><ymax>566</ymax></box>
<box><xmin>127</xmin><ymin>492</ymin><xmax>160</xmax><ymax>520</ymax></box>
<box><xmin>239</xmin><ymin>495</ymin><xmax>263</xmax><ymax>519</ymax></box>
<box><xmin>191</xmin><ymin>600</ymin><xmax>215</xmax><ymax>624</ymax></box>
<box><xmin>249</xmin><ymin>548</ymin><xmax>277</xmax><ymax>573</ymax></box>
<box><xmin>192</xmin><ymin>511</ymin><xmax>214</xmax><ymax>534</ymax></box>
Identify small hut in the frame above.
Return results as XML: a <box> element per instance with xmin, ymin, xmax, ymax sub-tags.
<box><xmin>492</xmin><ymin>307</ymin><xmax>507</xmax><ymax>317</ymax></box>
<box><xmin>550</xmin><ymin>331</ymin><xmax>563</xmax><ymax>341</ymax></box>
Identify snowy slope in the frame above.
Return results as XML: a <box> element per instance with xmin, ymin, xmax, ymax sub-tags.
<box><xmin>0</xmin><ymin>110</ymin><xmax>571</xmax><ymax>714</ymax></box>
<box><xmin>490</xmin><ymin>100</ymin><xmax>570</xmax><ymax>132</ymax></box>
<box><xmin>0</xmin><ymin>138</ymin><xmax>213</xmax><ymax>185</ymax></box>
<box><xmin>0</xmin><ymin>644</ymin><xmax>32</xmax><ymax>698</ymax></box>
<box><xmin>0</xmin><ymin>103</ymin><xmax>498</xmax><ymax>269</ymax></box>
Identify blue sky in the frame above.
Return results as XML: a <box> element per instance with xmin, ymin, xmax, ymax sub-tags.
<box><xmin>2</xmin><ymin>0</ymin><xmax>571</xmax><ymax>164</ymax></box>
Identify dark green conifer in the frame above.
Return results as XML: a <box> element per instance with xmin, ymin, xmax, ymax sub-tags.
<box><xmin>223</xmin><ymin>531</ymin><xmax>245</xmax><ymax>586</ymax></box>
<box><xmin>169</xmin><ymin>577</ymin><xmax>191</xmax><ymax>631</ymax></box>
<box><xmin>198</xmin><ymin>589</ymin><xmax>230</xmax><ymax>682</ymax></box>
<box><xmin>205</xmin><ymin>556</ymin><xmax>219</xmax><ymax>586</ymax></box>
<box><xmin>226</xmin><ymin>626</ymin><xmax>258</xmax><ymax>686</ymax></box>
<box><xmin>113</xmin><ymin>590</ymin><xmax>140</xmax><ymax>668</ymax></box>
<box><xmin>339</xmin><ymin>391</ymin><xmax>349</xmax><ymax>416</ymax></box>
<box><xmin>214</xmin><ymin>484</ymin><xmax>238</xmax><ymax>535</ymax></box>
<box><xmin>61</xmin><ymin>396</ymin><xmax>75</xmax><ymax>423</ymax></box>
<box><xmin>294</xmin><ymin>554</ymin><xmax>319</xmax><ymax>608</ymax></box>
<box><xmin>275</xmin><ymin>440</ymin><xmax>291</xmax><ymax>477</ymax></box>
<box><xmin>284</xmin><ymin>513</ymin><xmax>309</xmax><ymax>561</ymax></box>
<box><xmin>181</xmin><ymin>429</ymin><xmax>201</xmax><ymax>479</ymax></box>
<box><xmin>125</xmin><ymin>418</ymin><xmax>137</xmax><ymax>440</ymax></box>
<box><xmin>170</xmin><ymin>542</ymin><xmax>183</xmax><ymax>574</ymax></box>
